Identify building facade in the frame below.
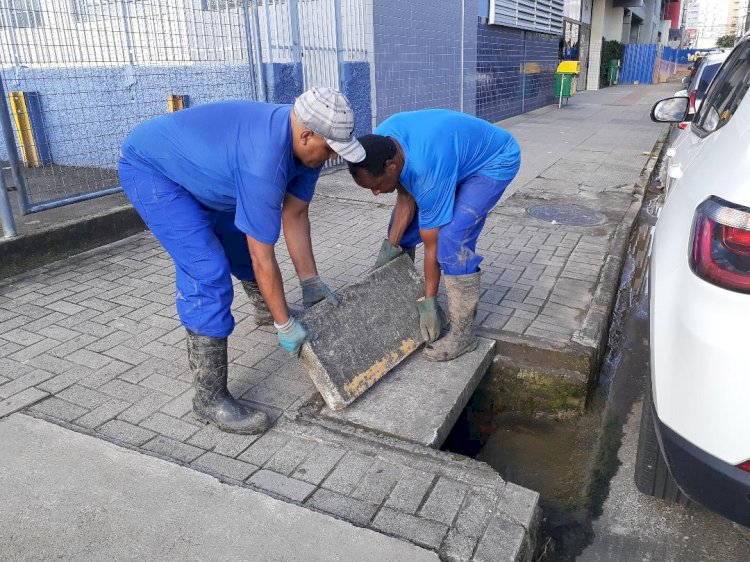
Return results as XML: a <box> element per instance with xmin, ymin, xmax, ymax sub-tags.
<box><xmin>1</xmin><ymin>0</ymin><xmax>567</xmax><ymax>172</ymax></box>
<box><xmin>684</xmin><ymin>0</ymin><xmax>732</xmax><ymax>48</ymax></box>
<box><xmin>727</xmin><ymin>0</ymin><xmax>750</xmax><ymax>36</ymax></box>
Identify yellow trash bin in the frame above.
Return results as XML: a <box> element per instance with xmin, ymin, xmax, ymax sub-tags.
<box><xmin>555</xmin><ymin>61</ymin><xmax>580</xmax><ymax>107</ymax></box>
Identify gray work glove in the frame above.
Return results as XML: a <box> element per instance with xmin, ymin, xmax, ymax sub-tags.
<box><xmin>276</xmin><ymin>317</ymin><xmax>309</xmax><ymax>355</ymax></box>
<box><xmin>374</xmin><ymin>239</ymin><xmax>403</xmax><ymax>269</ymax></box>
<box><xmin>416</xmin><ymin>297</ymin><xmax>441</xmax><ymax>343</ymax></box>
<box><xmin>301</xmin><ymin>276</ymin><xmax>340</xmax><ymax>309</ymax></box>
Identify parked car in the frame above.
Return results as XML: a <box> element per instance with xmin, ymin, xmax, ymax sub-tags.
<box><xmin>674</xmin><ymin>52</ymin><xmax>729</xmax><ymax>114</ymax></box>
<box><xmin>637</xmin><ymin>33</ymin><xmax>750</xmax><ymax>526</ymax></box>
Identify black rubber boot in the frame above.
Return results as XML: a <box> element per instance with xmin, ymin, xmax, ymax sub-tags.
<box><xmin>187</xmin><ymin>330</ymin><xmax>268</xmax><ymax>434</ymax></box>
<box><xmin>241</xmin><ymin>280</ymin><xmax>273</xmax><ymax>326</ymax></box>
<box><xmin>423</xmin><ymin>271</ymin><xmax>480</xmax><ymax>362</ymax></box>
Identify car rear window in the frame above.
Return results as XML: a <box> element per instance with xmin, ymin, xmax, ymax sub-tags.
<box><xmin>694</xmin><ymin>42</ymin><xmax>750</xmax><ymax>135</ymax></box>
<box><xmin>696</xmin><ymin>63</ymin><xmax>721</xmax><ymax>97</ymax></box>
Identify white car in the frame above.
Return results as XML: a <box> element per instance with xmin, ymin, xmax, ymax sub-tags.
<box><xmin>637</xmin><ymin>33</ymin><xmax>750</xmax><ymax>526</ymax></box>
<box><xmin>674</xmin><ymin>52</ymin><xmax>729</xmax><ymax>113</ymax></box>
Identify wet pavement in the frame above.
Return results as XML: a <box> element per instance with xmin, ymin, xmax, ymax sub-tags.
<box><xmin>577</xmin><ymin>192</ymin><xmax>750</xmax><ymax>561</ymax></box>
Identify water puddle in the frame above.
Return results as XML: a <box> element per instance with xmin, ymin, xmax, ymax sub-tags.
<box><xmin>443</xmin><ymin>188</ymin><xmax>663</xmax><ymax>560</ymax></box>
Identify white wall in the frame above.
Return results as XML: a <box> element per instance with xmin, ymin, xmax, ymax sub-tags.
<box><xmin>603</xmin><ymin>0</ymin><xmax>624</xmax><ymax>41</ymax></box>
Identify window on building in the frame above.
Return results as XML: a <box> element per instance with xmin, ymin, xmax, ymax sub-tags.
<box><xmin>562</xmin><ymin>20</ymin><xmax>580</xmax><ymax>60</ymax></box>
<box><xmin>580</xmin><ymin>0</ymin><xmax>592</xmax><ymax>24</ymax></box>
<box><xmin>71</xmin><ymin>0</ymin><xmax>91</xmax><ymax>23</ymax></box>
<box><xmin>70</xmin><ymin>0</ymin><xmax>128</xmax><ymax>24</ymax></box>
<box><xmin>564</xmin><ymin>0</ymin><xmax>581</xmax><ymax>21</ymax></box>
<box><xmin>0</xmin><ymin>0</ymin><xmax>43</xmax><ymax>28</ymax></box>
<box><xmin>202</xmin><ymin>0</ymin><xmax>239</xmax><ymax>10</ymax></box>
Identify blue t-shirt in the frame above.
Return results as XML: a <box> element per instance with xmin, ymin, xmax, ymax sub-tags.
<box><xmin>121</xmin><ymin>101</ymin><xmax>321</xmax><ymax>244</ymax></box>
<box><xmin>375</xmin><ymin>109</ymin><xmax>521</xmax><ymax>230</ymax></box>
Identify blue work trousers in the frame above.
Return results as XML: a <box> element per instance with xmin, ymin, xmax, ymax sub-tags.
<box><xmin>393</xmin><ymin>174</ymin><xmax>512</xmax><ymax>275</ymax></box>
<box><xmin>118</xmin><ymin>158</ymin><xmax>254</xmax><ymax>338</ymax></box>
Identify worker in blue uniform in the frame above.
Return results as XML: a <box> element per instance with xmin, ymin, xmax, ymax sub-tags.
<box><xmin>118</xmin><ymin>88</ymin><xmax>365</xmax><ymax>434</ymax></box>
<box><xmin>348</xmin><ymin>109</ymin><xmax>520</xmax><ymax>362</ymax></box>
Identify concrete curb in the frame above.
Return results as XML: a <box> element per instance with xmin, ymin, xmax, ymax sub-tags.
<box><xmin>476</xmin><ymin>124</ymin><xmax>672</xmax><ymax>413</ymax></box>
<box><xmin>572</xmin><ymin>125</ymin><xmax>671</xmax><ymax>375</ymax></box>
<box><xmin>0</xmin><ymin>205</ymin><xmax>145</xmax><ymax>280</ymax></box>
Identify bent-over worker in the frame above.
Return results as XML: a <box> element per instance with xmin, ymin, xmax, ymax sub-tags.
<box><xmin>118</xmin><ymin>88</ymin><xmax>365</xmax><ymax>434</ymax></box>
<box><xmin>348</xmin><ymin>109</ymin><xmax>520</xmax><ymax>362</ymax></box>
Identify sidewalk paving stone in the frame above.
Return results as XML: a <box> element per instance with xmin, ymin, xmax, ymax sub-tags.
<box><xmin>0</xmin><ymin>387</ymin><xmax>48</xmax><ymax>417</ymax></box>
<box><xmin>418</xmin><ymin>477</ymin><xmax>469</xmax><ymax>526</ymax></box>
<box><xmin>372</xmin><ymin>507</ymin><xmax>449</xmax><ymax>550</ymax></box>
<box><xmin>143</xmin><ymin>435</ymin><xmax>204</xmax><ymax>463</ymax></box>
<box><xmin>248</xmin><ymin>469</ymin><xmax>317</xmax><ymax>502</ymax></box>
<box><xmin>98</xmin><ymin>419</ymin><xmax>157</xmax><ymax>446</ymax></box>
<box><xmin>191</xmin><ymin>451</ymin><xmax>259</xmax><ymax>482</ymax></box>
<box><xmin>307</xmin><ymin>488</ymin><xmax>379</xmax><ymax>526</ymax></box>
<box><xmin>28</xmin><ymin>396</ymin><xmax>88</xmax><ymax>422</ymax></box>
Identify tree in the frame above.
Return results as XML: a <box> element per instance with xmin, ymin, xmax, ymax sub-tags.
<box><xmin>717</xmin><ymin>35</ymin><xmax>738</xmax><ymax>48</ymax></box>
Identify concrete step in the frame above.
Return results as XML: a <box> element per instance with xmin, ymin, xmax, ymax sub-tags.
<box><xmin>321</xmin><ymin>337</ymin><xmax>496</xmax><ymax>448</ymax></box>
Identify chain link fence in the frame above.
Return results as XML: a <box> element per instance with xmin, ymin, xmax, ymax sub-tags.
<box><xmin>0</xmin><ymin>0</ymin><xmax>369</xmax><ymax>217</ymax></box>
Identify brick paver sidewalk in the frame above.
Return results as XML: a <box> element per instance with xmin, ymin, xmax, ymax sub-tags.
<box><xmin>0</xmin><ymin>83</ymin><xmax>676</xmax><ymax>560</ymax></box>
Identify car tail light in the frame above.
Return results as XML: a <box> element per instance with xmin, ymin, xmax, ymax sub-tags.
<box><xmin>678</xmin><ymin>122</ymin><xmax>689</xmax><ymax>129</ymax></box>
<box><xmin>738</xmin><ymin>460</ymin><xmax>750</xmax><ymax>473</ymax></box>
<box><xmin>688</xmin><ymin>90</ymin><xmax>697</xmax><ymax>113</ymax></box>
<box><xmin>690</xmin><ymin>197</ymin><xmax>750</xmax><ymax>293</ymax></box>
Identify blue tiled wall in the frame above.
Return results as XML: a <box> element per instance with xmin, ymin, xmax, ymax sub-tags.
<box><xmin>476</xmin><ymin>20</ymin><xmax>558</xmax><ymax>123</ymax></box>
<box><xmin>477</xmin><ymin>23</ymin><xmax>525</xmax><ymax>122</ymax></box>
<box><xmin>0</xmin><ymin>61</ymin><xmax>372</xmax><ymax>167</ymax></box>
<box><xmin>372</xmin><ymin>2</ymin><xmax>557</xmax><ymax>126</ymax></box>
<box><xmin>373</xmin><ymin>0</ymin><xmax>467</xmax><ymax>123</ymax></box>
<box><xmin>522</xmin><ymin>31</ymin><xmax>559</xmax><ymax>113</ymax></box>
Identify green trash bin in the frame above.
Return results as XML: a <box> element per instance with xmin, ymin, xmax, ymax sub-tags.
<box><xmin>555</xmin><ymin>72</ymin><xmax>575</xmax><ymax>98</ymax></box>
<box><xmin>555</xmin><ymin>61</ymin><xmax>579</xmax><ymax>107</ymax></box>
<box><xmin>607</xmin><ymin>59</ymin><xmax>620</xmax><ymax>86</ymax></box>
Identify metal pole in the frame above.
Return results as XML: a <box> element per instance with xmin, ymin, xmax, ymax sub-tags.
<box><xmin>333</xmin><ymin>0</ymin><xmax>344</xmax><ymax>89</ymax></box>
<box><xmin>288</xmin><ymin>0</ymin><xmax>303</xmax><ymax>65</ymax></box>
<box><xmin>460</xmin><ymin>0</ymin><xmax>465</xmax><ymax>112</ymax></box>
<box><xmin>0</xmin><ymin>71</ymin><xmax>30</xmax><ymax>215</ymax></box>
<box><xmin>119</xmin><ymin>0</ymin><xmax>135</xmax><ymax>65</ymax></box>
<box><xmin>244</xmin><ymin>0</ymin><xmax>268</xmax><ymax>101</ymax></box>
<box><xmin>0</xmin><ymin>164</ymin><xmax>16</xmax><ymax>238</ymax></box>
<box><xmin>25</xmin><ymin>185</ymin><xmax>123</xmax><ymax>214</ymax></box>
<box><xmin>242</xmin><ymin>0</ymin><xmax>263</xmax><ymax>101</ymax></box>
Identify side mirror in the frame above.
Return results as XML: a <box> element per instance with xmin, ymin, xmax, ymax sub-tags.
<box><xmin>650</xmin><ymin>96</ymin><xmax>690</xmax><ymax>123</ymax></box>
<box><xmin>681</xmin><ymin>76</ymin><xmax>690</xmax><ymax>85</ymax></box>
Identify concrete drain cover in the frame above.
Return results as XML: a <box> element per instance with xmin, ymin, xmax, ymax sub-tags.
<box><xmin>526</xmin><ymin>203</ymin><xmax>606</xmax><ymax>226</ymax></box>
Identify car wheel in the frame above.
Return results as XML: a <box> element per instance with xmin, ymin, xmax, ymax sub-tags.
<box><xmin>634</xmin><ymin>384</ymin><xmax>691</xmax><ymax>505</ymax></box>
